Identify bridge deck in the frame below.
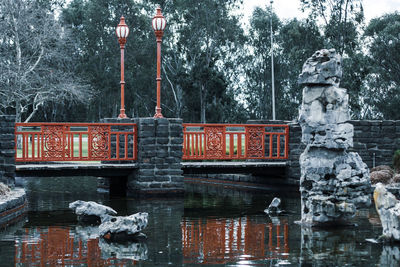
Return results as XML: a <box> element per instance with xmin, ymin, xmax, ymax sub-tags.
<box><xmin>182</xmin><ymin>161</ymin><xmax>287</xmax><ymax>175</ymax></box>
<box><xmin>16</xmin><ymin>163</ymin><xmax>138</xmax><ymax>177</ymax></box>
<box><xmin>16</xmin><ymin>161</ymin><xmax>287</xmax><ymax>177</ymax></box>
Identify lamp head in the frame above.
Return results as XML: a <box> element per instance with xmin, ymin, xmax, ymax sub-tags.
<box><xmin>152</xmin><ymin>7</ymin><xmax>166</xmax><ymax>39</ymax></box>
<box><xmin>116</xmin><ymin>16</ymin><xmax>129</xmax><ymax>46</ymax></box>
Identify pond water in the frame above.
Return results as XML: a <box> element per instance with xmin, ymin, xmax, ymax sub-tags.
<box><xmin>0</xmin><ymin>177</ymin><xmax>396</xmax><ymax>266</ymax></box>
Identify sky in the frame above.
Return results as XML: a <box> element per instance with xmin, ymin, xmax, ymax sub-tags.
<box><xmin>242</xmin><ymin>0</ymin><xmax>400</xmax><ymax>23</ymax></box>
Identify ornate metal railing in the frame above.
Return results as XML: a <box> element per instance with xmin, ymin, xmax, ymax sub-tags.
<box><xmin>15</xmin><ymin>123</ymin><xmax>137</xmax><ymax>162</ymax></box>
<box><xmin>182</xmin><ymin>124</ymin><xmax>289</xmax><ymax>160</ymax></box>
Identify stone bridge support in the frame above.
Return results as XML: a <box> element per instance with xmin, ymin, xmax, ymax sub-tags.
<box><xmin>0</xmin><ymin>115</ymin><xmax>15</xmax><ymax>187</ymax></box>
<box><xmin>103</xmin><ymin>117</ymin><xmax>184</xmax><ymax>197</ymax></box>
<box><xmin>132</xmin><ymin>118</ymin><xmax>184</xmax><ymax>197</ymax></box>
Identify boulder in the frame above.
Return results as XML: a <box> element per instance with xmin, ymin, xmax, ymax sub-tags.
<box><xmin>373</xmin><ymin>183</ymin><xmax>400</xmax><ymax>241</ymax></box>
<box><xmin>371</xmin><ymin>171</ymin><xmax>393</xmax><ymax>185</ymax></box>
<box><xmin>264</xmin><ymin>197</ymin><xmax>282</xmax><ymax>215</ymax></box>
<box><xmin>298</xmin><ymin>49</ymin><xmax>371</xmax><ymax>225</ymax></box>
<box><xmin>69</xmin><ymin>200</ymin><xmax>117</xmax><ymax>223</ymax></box>
<box><xmin>299</xmin><ymin>86</ymin><xmax>350</xmax><ymax>127</ymax></box>
<box><xmin>99</xmin><ymin>212</ymin><xmax>148</xmax><ymax>240</ymax></box>
<box><xmin>298</xmin><ymin>49</ymin><xmax>342</xmax><ymax>86</ymax></box>
<box><xmin>300</xmin><ymin>149</ymin><xmax>371</xmax><ymax>224</ymax></box>
<box><xmin>300</xmin><ymin>123</ymin><xmax>353</xmax><ymax>150</ymax></box>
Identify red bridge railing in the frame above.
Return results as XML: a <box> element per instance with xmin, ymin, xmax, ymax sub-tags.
<box><xmin>15</xmin><ymin>123</ymin><xmax>137</xmax><ymax>162</ymax></box>
<box><xmin>182</xmin><ymin>124</ymin><xmax>289</xmax><ymax>160</ymax></box>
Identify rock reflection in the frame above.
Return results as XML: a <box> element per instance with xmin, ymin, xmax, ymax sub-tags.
<box><xmin>380</xmin><ymin>246</ymin><xmax>400</xmax><ymax>267</ymax></box>
<box><xmin>182</xmin><ymin>216</ymin><xmax>289</xmax><ymax>265</ymax></box>
<box><xmin>14</xmin><ymin>226</ymin><xmax>147</xmax><ymax>266</ymax></box>
<box><xmin>99</xmin><ymin>239</ymin><xmax>148</xmax><ymax>261</ymax></box>
<box><xmin>300</xmin><ymin>227</ymin><xmax>366</xmax><ymax>266</ymax></box>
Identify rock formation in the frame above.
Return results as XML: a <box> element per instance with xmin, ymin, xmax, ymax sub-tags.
<box><xmin>298</xmin><ymin>49</ymin><xmax>371</xmax><ymax>225</ymax></box>
<box><xmin>264</xmin><ymin>197</ymin><xmax>282</xmax><ymax>215</ymax></box>
<box><xmin>373</xmin><ymin>183</ymin><xmax>400</xmax><ymax>241</ymax></box>
<box><xmin>69</xmin><ymin>200</ymin><xmax>117</xmax><ymax>223</ymax></box>
<box><xmin>99</xmin><ymin>212</ymin><xmax>148</xmax><ymax>240</ymax></box>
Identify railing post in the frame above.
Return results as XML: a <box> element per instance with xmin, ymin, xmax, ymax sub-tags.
<box><xmin>0</xmin><ymin>115</ymin><xmax>16</xmax><ymax>187</ymax></box>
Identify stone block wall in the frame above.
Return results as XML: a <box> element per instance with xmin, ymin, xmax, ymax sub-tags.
<box><xmin>350</xmin><ymin>120</ymin><xmax>400</xmax><ymax>168</ymax></box>
<box><xmin>0</xmin><ymin>115</ymin><xmax>15</xmax><ymax>187</ymax></box>
<box><xmin>248</xmin><ymin>119</ymin><xmax>400</xmax><ymax>185</ymax></box>
<box><xmin>130</xmin><ymin>118</ymin><xmax>184</xmax><ymax>196</ymax></box>
<box><xmin>102</xmin><ymin>117</ymin><xmax>184</xmax><ymax>196</ymax></box>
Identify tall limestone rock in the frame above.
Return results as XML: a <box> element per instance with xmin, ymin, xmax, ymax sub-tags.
<box><xmin>298</xmin><ymin>49</ymin><xmax>371</xmax><ymax>225</ymax></box>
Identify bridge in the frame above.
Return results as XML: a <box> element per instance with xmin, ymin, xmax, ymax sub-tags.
<box><xmin>9</xmin><ymin>119</ymin><xmax>290</xmax><ymax>196</ymax></box>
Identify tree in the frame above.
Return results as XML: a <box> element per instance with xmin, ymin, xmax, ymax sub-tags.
<box><xmin>163</xmin><ymin>0</ymin><xmax>246</xmax><ymax>123</ymax></box>
<box><xmin>362</xmin><ymin>12</ymin><xmax>400</xmax><ymax>119</ymax></box>
<box><xmin>62</xmin><ymin>0</ymin><xmax>156</xmax><ymax>120</ymax></box>
<box><xmin>278</xmin><ymin>18</ymin><xmax>324</xmax><ymax>119</ymax></box>
<box><xmin>300</xmin><ymin>0</ymin><xmax>368</xmax><ymax>118</ymax></box>
<box><xmin>243</xmin><ymin>7</ymin><xmax>323</xmax><ymax>120</ymax></box>
<box><xmin>300</xmin><ymin>0</ymin><xmax>364</xmax><ymax>55</ymax></box>
<box><xmin>0</xmin><ymin>0</ymin><xmax>91</xmax><ymax>122</ymax></box>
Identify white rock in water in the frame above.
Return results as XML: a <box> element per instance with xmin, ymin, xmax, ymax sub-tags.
<box><xmin>374</xmin><ymin>183</ymin><xmax>400</xmax><ymax>241</ymax></box>
<box><xmin>99</xmin><ymin>212</ymin><xmax>148</xmax><ymax>238</ymax></box>
<box><xmin>69</xmin><ymin>200</ymin><xmax>117</xmax><ymax>220</ymax></box>
<box><xmin>264</xmin><ymin>197</ymin><xmax>282</xmax><ymax>214</ymax></box>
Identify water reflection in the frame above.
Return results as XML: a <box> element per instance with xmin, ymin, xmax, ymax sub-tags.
<box><xmin>14</xmin><ymin>226</ymin><xmax>147</xmax><ymax>265</ymax></box>
<box><xmin>0</xmin><ymin>177</ymin><xmax>393</xmax><ymax>266</ymax></box>
<box><xmin>182</xmin><ymin>216</ymin><xmax>289</xmax><ymax>265</ymax></box>
<box><xmin>380</xmin><ymin>246</ymin><xmax>400</xmax><ymax>267</ymax></box>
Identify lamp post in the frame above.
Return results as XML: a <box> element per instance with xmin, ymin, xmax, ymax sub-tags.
<box><xmin>116</xmin><ymin>16</ymin><xmax>130</xmax><ymax>119</ymax></box>
<box><xmin>152</xmin><ymin>7</ymin><xmax>166</xmax><ymax>118</ymax></box>
<box><xmin>270</xmin><ymin>0</ymin><xmax>276</xmax><ymax>120</ymax></box>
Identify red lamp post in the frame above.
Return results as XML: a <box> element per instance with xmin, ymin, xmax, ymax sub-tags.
<box><xmin>116</xmin><ymin>16</ymin><xmax>130</xmax><ymax>119</ymax></box>
<box><xmin>152</xmin><ymin>7</ymin><xmax>167</xmax><ymax>118</ymax></box>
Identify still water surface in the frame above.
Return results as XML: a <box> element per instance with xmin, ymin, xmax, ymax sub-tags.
<box><xmin>0</xmin><ymin>177</ymin><xmax>396</xmax><ymax>266</ymax></box>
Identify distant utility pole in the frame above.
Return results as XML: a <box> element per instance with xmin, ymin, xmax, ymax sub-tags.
<box><xmin>270</xmin><ymin>0</ymin><xmax>276</xmax><ymax>120</ymax></box>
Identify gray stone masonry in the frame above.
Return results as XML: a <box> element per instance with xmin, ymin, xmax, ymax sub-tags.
<box><xmin>0</xmin><ymin>115</ymin><xmax>16</xmax><ymax>187</ymax></box>
<box><xmin>103</xmin><ymin>117</ymin><xmax>184</xmax><ymax>196</ymax></box>
<box><xmin>132</xmin><ymin>117</ymin><xmax>184</xmax><ymax>196</ymax></box>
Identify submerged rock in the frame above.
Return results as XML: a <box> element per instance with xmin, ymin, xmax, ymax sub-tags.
<box><xmin>264</xmin><ymin>197</ymin><xmax>282</xmax><ymax>215</ymax></box>
<box><xmin>99</xmin><ymin>212</ymin><xmax>148</xmax><ymax>241</ymax></box>
<box><xmin>69</xmin><ymin>200</ymin><xmax>117</xmax><ymax>223</ymax></box>
<box><xmin>373</xmin><ymin>183</ymin><xmax>400</xmax><ymax>241</ymax></box>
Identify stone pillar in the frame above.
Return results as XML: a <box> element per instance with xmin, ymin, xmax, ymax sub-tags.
<box><xmin>298</xmin><ymin>49</ymin><xmax>371</xmax><ymax>225</ymax></box>
<box><xmin>0</xmin><ymin>115</ymin><xmax>15</xmax><ymax>187</ymax></box>
<box><xmin>129</xmin><ymin>118</ymin><xmax>184</xmax><ymax>197</ymax></box>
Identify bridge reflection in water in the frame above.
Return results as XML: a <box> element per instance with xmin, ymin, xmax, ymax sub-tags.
<box><xmin>14</xmin><ymin>218</ymin><xmax>289</xmax><ymax>266</ymax></box>
<box><xmin>14</xmin><ymin>226</ymin><xmax>145</xmax><ymax>266</ymax></box>
<box><xmin>182</xmin><ymin>217</ymin><xmax>289</xmax><ymax>265</ymax></box>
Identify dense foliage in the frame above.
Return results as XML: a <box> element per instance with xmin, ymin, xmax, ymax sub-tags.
<box><xmin>0</xmin><ymin>0</ymin><xmax>399</xmax><ymax>122</ymax></box>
